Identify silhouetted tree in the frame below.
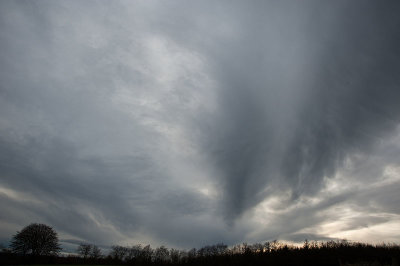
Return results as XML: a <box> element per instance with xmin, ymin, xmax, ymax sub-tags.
<box><xmin>4</xmin><ymin>231</ymin><xmax>400</xmax><ymax>266</ymax></box>
<box><xmin>188</xmin><ymin>248</ymin><xmax>197</xmax><ymax>259</ymax></box>
<box><xmin>90</xmin><ymin>244</ymin><xmax>102</xmax><ymax>259</ymax></box>
<box><xmin>10</xmin><ymin>223</ymin><xmax>61</xmax><ymax>256</ymax></box>
<box><xmin>303</xmin><ymin>239</ymin><xmax>309</xmax><ymax>250</ymax></box>
<box><xmin>110</xmin><ymin>245</ymin><xmax>128</xmax><ymax>261</ymax></box>
<box><xmin>215</xmin><ymin>243</ymin><xmax>228</xmax><ymax>255</ymax></box>
<box><xmin>251</xmin><ymin>243</ymin><xmax>264</xmax><ymax>253</ymax></box>
<box><xmin>139</xmin><ymin>244</ymin><xmax>153</xmax><ymax>263</ymax></box>
<box><xmin>154</xmin><ymin>245</ymin><xmax>169</xmax><ymax>262</ymax></box>
<box><xmin>77</xmin><ymin>243</ymin><xmax>91</xmax><ymax>259</ymax></box>
<box><xmin>170</xmin><ymin>248</ymin><xmax>181</xmax><ymax>264</ymax></box>
<box><xmin>126</xmin><ymin>244</ymin><xmax>142</xmax><ymax>261</ymax></box>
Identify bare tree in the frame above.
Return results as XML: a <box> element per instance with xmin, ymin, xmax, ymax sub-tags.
<box><xmin>10</xmin><ymin>223</ymin><xmax>61</xmax><ymax>256</ymax></box>
<box><xmin>139</xmin><ymin>245</ymin><xmax>153</xmax><ymax>263</ymax></box>
<box><xmin>77</xmin><ymin>243</ymin><xmax>91</xmax><ymax>259</ymax></box>
<box><xmin>154</xmin><ymin>245</ymin><xmax>169</xmax><ymax>262</ymax></box>
<box><xmin>126</xmin><ymin>244</ymin><xmax>142</xmax><ymax>261</ymax></box>
<box><xmin>170</xmin><ymin>248</ymin><xmax>180</xmax><ymax>264</ymax></box>
<box><xmin>214</xmin><ymin>243</ymin><xmax>228</xmax><ymax>255</ymax></box>
<box><xmin>110</xmin><ymin>245</ymin><xmax>128</xmax><ymax>261</ymax></box>
<box><xmin>90</xmin><ymin>244</ymin><xmax>102</xmax><ymax>259</ymax></box>
<box><xmin>188</xmin><ymin>248</ymin><xmax>197</xmax><ymax>259</ymax></box>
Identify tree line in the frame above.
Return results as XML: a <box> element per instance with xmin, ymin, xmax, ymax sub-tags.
<box><xmin>1</xmin><ymin>223</ymin><xmax>400</xmax><ymax>265</ymax></box>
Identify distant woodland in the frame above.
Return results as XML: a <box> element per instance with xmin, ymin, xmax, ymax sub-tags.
<box><xmin>1</xmin><ymin>223</ymin><xmax>399</xmax><ymax>266</ymax></box>
<box><xmin>2</xmin><ymin>239</ymin><xmax>400</xmax><ymax>266</ymax></box>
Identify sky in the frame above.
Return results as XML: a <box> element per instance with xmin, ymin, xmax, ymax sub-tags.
<box><xmin>1</xmin><ymin>0</ymin><xmax>400</xmax><ymax>252</ymax></box>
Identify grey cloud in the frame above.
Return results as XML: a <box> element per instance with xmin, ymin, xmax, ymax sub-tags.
<box><xmin>1</xmin><ymin>0</ymin><xmax>400</xmax><ymax>249</ymax></box>
<box><xmin>191</xmin><ymin>0</ymin><xmax>400</xmax><ymax>218</ymax></box>
<box><xmin>0</xmin><ymin>135</ymin><xmax>218</xmax><ymax>247</ymax></box>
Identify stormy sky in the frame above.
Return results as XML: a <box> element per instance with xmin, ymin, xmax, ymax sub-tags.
<box><xmin>1</xmin><ymin>0</ymin><xmax>400</xmax><ymax>251</ymax></box>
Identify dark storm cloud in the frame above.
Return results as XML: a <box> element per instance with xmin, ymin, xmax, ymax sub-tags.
<box><xmin>0</xmin><ymin>0</ymin><xmax>219</xmax><ymax>248</ymax></box>
<box><xmin>0</xmin><ymin>134</ymin><xmax>217</xmax><ymax>247</ymax></box>
<box><xmin>193</xmin><ymin>0</ymin><xmax>400</xmax><ymax>218</ymax></box>
<box><xmin>1</xmin><ymin>0</ymin><xmax>400</xmax><ymax>249</ymax></box>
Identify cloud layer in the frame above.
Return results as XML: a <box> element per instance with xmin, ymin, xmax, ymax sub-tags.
<box><xmin>1</xmin><ymin>0</ymin><xmax>400</xmax><ymax>250</ymax></box>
